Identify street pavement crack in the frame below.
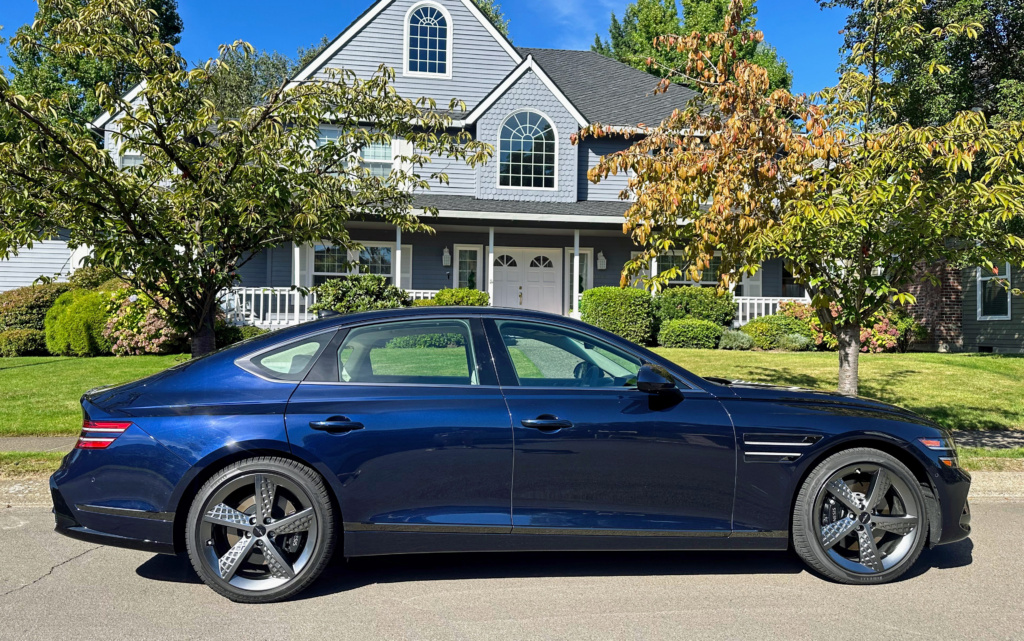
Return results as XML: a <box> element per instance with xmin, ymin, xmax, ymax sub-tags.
<box><xmin>0</xmin><ymin>546</ymin><xmax>101</xmax><ymax>599</ymax></box>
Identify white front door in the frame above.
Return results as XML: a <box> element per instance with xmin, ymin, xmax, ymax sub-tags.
<box><xmin>492</xmin><ymin>248</ymin><xmax>562</xmax><ymax>314</ymax></box>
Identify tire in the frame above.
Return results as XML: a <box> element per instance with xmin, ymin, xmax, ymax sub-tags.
<box><xmin>793</xmin><ymin>447</ymin><xmax>929</xmax><ymax>584</ymax></box>
<box><xmin>185</xmin><ymin>456</ymin><xmax>337</xmax><ymax>603</ymax></box>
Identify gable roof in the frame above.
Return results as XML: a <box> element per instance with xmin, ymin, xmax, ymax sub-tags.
<box><xmin>464</xmin><ymin>55</ymin><xmax>588</xmax><ymax>127</ymax></box>
<box><xmin>289</xmin><ymin>0</ymin><xmax>521</xmax><ymax>87</ymax></box>
<box><xmin>519</xmin><ymin>48</ymin><xmax>700</xmax><ymax>128</ymax></box>
<box><xmin>90</xmin><ymin>80</ymin><xmax>147</xmax><ymax>131</ymax></box>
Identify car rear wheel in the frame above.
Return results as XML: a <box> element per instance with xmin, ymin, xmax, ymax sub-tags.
<box><xmin>793</xmin><ymin>447</ymin><xmax>928</xmax><ymax>584</ymax></box>
<box><xmin>185</xmin><ymin>457</ymin><xmax>336</xmax><ymax>603</ymax></box>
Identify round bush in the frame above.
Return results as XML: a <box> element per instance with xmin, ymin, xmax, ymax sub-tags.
<box><xmin>777</xmin><ymin>332</ymin><xmax>815</xmax><ymax>352</ymax></box>
<box><xmin>658</xmin><ymin>318</ymin><xmax>723</xmax><ymax>349</ymax></box>
<box><xmin>308</xmin><ymin>275</ymin><xmax>412</xmax><ymax>315</ymax></box>
<box><xmin>215</xmin><ymin>322</ymin><xmax>269</xmax><ymax>348</ymax></box>
<box><xmin>741</xmin><ymin>314</ymin><xmax>815</xmax><ymax>350</ymax></box>
<box><xmin>718</xmin><ymin>328</ymin><xmax>754</xmax><ymax>350</ymax></box>
<box><xmin>68</xmin><ymin>265</ymin><xmax>117</xmax><ymax>290</ymax></box>
<box><xmin>104</xmin><ymin>288</ymin><xmax>185</xmax><ymax>356</ymax></box>
<box><xmin>0</xmin><ymin>282</ymin><xmax>72</xmax><ymax>332</ymax></box>
<box><xmin>580</xmin><ymin>287</ymin><xmax>655</xmax><ymax>345</ymax></box>
<box><xmin>432</xmin><ymin>288</ymin><xmax>489</xmax><ymax>306</ymax></box>
<box><xmin>45</xmin><ymin>290</ymin><xmax>112</xmax><ymax>356</ymax></box>
<box><xmin>0</xmin><ymin>329</ymin><xmax>48</xmax><ymax>357</ymax></box>
<box><xmin>653</xmin><ymin>287</ymin><xmax>737</xmax><ymax>328</ymax></box>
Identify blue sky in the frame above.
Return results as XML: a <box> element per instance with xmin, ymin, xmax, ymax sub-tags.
<box><xmin>0</xmin><ymin>0</ymin><xmax>848</xmax><ymax>95</ymax></box>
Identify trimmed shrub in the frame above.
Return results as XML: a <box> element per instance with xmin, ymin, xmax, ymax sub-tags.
<box><xmin>45</xmin><ymin>290</ymin><xmax>112</xmax><ymax>356</ymax></box>
<box><xmin>308</xmin><ymin>276</ymin><xmax>412</xmax><ymax>315</ymax></box>
<box><xmin>653</xmin><ymin>287</ymin><xmax>737</xmax><ymax>328</ymax></box>
<box><xmin>718</xmin><ymin>328</ymin><xmax>754</xmax><ymax>350</ymax></box>
<box><xmin>411</xmin><ymin>298</ymin><xmax>436</xmax><ymax>307</ymax></box>
<box><xmin>432</xmin><ymin>288</ymin><xmax>490</xmax><ymax>306</ymax></box>
<box><xmin>658</xmin><ymin>318</ymin><xmax>723</xmax><ymax>349</ymax></box>
<box><xmin>741</xmin><ymin>314</ymin><xmax>815</xmax><ymax>350</ymax></box>
<box><xmin>580</xmin><ymin>287</ymin><xmax>655</xmax><ymax>345</ymax></box>
<box><xmin>0</xmin><ymin>282</ymin><xmax>72</xmax><ymax>332</ymax></box>
<box><xmin>0</xmin><ymin>329</ymin><xmax>48</xmax><ymax>357</ymax></box>
<box><xmin>215</xmin><ymin>322</ymin><xmax>268</xmax><ymax>348</ymax></box>
<box><xmin>104</xmin><ymin>289</ymin><xmax>185</xmax><ymax>356</ymax></box>
<box><xmin>777</xmin><ymin>332</ymin><xmax>815</xmax><ymax>352</ymax></box>
<box><xmin>68</xmin><ymin>265</ymin><xmax>117</xmax><ymax>290</ymax></box>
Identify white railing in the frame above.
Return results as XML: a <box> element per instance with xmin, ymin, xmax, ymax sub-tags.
<box><xmin>223</xmin><ymin>287</ymin><xmax>318</xmax><ymax>329</ymax></box>
<box><xmin>733</xmin><ymin>296</ymin><xmax>807</xmax><ymax>328</ymax></box>
<box><xmin>223</xmin><ymin>287</ymin><xmax>441</xmax><ymax>328</ymax></box>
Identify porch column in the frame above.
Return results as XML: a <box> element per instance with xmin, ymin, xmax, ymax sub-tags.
<box><xmin>292</xmin><ymin>241</ymin><xmax>301</xmax><ymax>288</ymax></box>
<box><xmin>572</xmin><ymin>229</ymin><xmax>581</xmax><ymax>317</ymax></box>
<box><xmin>487</xmin><ymin>226</ymin><xmax>495</xmax><ymax>306</ymax></box>
<box><xmin>395</xmin><ymin>227</ymin><xmax>402</xmax><ymax>289</ymax></box>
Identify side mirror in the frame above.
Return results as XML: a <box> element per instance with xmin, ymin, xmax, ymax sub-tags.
<box><xmin>637</xmin><ymin>364</ymin><xmax>677</xmax><ymax>394</ymax></box>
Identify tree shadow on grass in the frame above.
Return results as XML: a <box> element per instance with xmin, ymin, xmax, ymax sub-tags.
<box><xmin>0</xmin><ymin>359</ymin><xmax>66</xmax><ymax>371</ymax></box>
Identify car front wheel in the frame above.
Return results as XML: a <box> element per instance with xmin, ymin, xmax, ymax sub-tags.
<box><xmin>793</xmin><ymin>447</ymin><xmax>928</xmax><ymax>584</ymax></box>
<box><xmin>185</xmin><ymin>456</ymin><xmax>336</xmax><ymax>603</ymax></box>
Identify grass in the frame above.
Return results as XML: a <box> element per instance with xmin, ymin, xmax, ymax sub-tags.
<box><xmin>654</xmin><ymin>348</ymin><xmax>1024</xmax><ymax>433</ymax></box>
<box><xmin>958</xmin><ymin>447</ymin><xmax>1024</xmax><ymax>471</ymax></box>
<box><xmin>0</xmin><ymin>451</ymin><xmax>66</xmax><ymax>478</ymax></box>
<box><xmin>0</xmin><ymin>355</ymin><xmax>183</xmax><ymax>437</ymax></box>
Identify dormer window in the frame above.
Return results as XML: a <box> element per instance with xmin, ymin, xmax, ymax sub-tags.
<box><xmin>498</xmin><ymin>110</ymin><xmax>557</xmax><ymax>189</ymax></box>
<box><xmin>406</xmin><ymin>2</ymin><xmax>452</xmax><ymax>77</ymax></box>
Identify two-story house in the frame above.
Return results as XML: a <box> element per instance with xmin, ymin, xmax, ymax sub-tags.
<box><xmin>3</xmin><ymin>0</ymin><xmax>806</xmax><ymax>329</ymax></box>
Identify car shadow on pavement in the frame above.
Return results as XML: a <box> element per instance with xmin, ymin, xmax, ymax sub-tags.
<box><xmin>135</xmin><ymin>537</ymin><xmax>974</xmax><ymax>597</ymax></box>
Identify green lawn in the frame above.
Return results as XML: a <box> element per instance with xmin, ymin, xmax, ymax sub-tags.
<box><xmin>0</xmin><ymin>355</ymin><xmax>183</xmax><ymax>436</ymax></box>
<box><xmin>654</xmin><ymin>349</ymin><xmax>1024</xmax><ymax>433</ymax></box>
<box><xmin>0</xmin><ymin>451</ymin><xmax>66</xmax><ymax>478</ymax></box>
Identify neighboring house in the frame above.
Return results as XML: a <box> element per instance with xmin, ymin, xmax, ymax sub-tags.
<box><xmin>0</xmin><ymin>233</ymin><xmax>89</xmax><ymax>291</ymax></box>
<box><xmin>4</xmin><ymin>0</ymin><xmax>806</xmax><ymax>327</ymax></box>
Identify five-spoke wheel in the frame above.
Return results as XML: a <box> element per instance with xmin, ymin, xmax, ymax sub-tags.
<box><xmin>185</xmin><ymin>457</ymin><xmax>335</xmax><ymax>602</ymax></box>
<box><xmin>794</xmin><ymin>448</ymin><xmax>929</xmax><ymax>584</ymax></box>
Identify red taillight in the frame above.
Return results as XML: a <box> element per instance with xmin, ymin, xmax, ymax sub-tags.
<box><xmin>76</xmin><ymin>420</ymin><xmax>133</xmax><ymax>449</ymax></box>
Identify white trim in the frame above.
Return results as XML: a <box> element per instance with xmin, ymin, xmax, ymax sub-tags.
<box><xmin>309</xmin><ymin>240</ymin><xmax>412</xmax><ymax>289</ymax></box>
<box><xmin>977</xmin><ymin>264</ymin><xmax>1012</xmax><ymax>321</ymax></box>
<box><xmin>563</xmin><ymin>246</ymin><xmax>593</xmax><ymax>315</ymax></box>
<box><xmin>403</xmin><ymin>1</ymin><xmax>454</xmax><ymax>80</ymax></box>
<box><xmin>90</xmin><ymin>81</ymin><xmax>147</xmax><ymax>131</ymax></box>
<box><xmin>465</xmin><ymin>56</ymin><xmax>588</xmax><ymax>127</ymax></box>
<box><xmin>431</xmin><ymin>209</ymin><xmax>624</xmax><ymax>224</ymax></box>
<box><xmin>487</xmin><ymin>227</ymin><xmax>495</xmax><ymax>306</ymax></box>
<box><xmin>289</xmin><ymin>0</ymin><xmax>520</xmax><ymax>87</ymax></box>
<box><xmin>453</xmin><ymin>243</ymin><xmax>484</xmax><ymax>290</ymax></box>
<box><xmin>496</xmin><ymin>108</ymin><xmax>559</xmax><ymax>192</ymax></box>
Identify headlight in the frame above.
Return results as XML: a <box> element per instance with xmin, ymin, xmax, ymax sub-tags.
<box><xmin>919</xmin><ymin>437</ymin><xmax>958</xmax><ymax>468</ymax></box>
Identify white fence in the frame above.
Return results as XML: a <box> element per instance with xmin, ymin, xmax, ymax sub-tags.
<box><xmin>733</xmin><ymin>296</ymin><xmax>806</xmax><ymax>328</ymax></box>
<box><xmin>223</xmin><ymin>287</ymin><xmax>439</xmax><ymax>328</ymax></box>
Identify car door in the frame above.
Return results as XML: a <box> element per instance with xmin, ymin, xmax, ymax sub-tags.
<box><xmin>285</xmin><ymin>317</ymin><xmax>514</xmax><ymax>534</ymax></box>
<box><xmin>485</xmin><ymin>318</ymin><xmax>736</xmax><ymax>535</ymax></box>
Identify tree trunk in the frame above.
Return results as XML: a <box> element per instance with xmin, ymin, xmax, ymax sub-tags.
<box><xmin>836</xmin><ymin>323</ymin><xmax>861</xmax><ymax>397</ymax></box>
<box><xmin>190</xmin><ymin>308</ymin><xmax>218</xmax><ymax>358</ymax></box>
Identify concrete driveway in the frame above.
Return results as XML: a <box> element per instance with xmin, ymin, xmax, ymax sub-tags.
<box><xmin>1</xmin><ymin>499</ymin><xmax>1022</xmax><ymax>641</ymax></box>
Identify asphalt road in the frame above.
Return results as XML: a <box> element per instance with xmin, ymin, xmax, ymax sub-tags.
<box><xmin>1</xmin><ymin>500</ymin><xmax>1022</xmax><ymax>641</ymax></box>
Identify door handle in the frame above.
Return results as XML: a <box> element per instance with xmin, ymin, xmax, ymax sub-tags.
<box><xmin>309</xmin><ymin>417</ymin><xmax>364</xmax><ymax>433</ymax></box>
<box><xmin>521</xmin><ymin>416</ymin><xmax>573</xmax><ymax>431</ymax></box>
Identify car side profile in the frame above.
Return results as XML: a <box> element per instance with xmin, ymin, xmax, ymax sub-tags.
<box><xmin>50</xmin><ymin>307</ymin><xmax>972</xmax><ymax>602</ymax></box>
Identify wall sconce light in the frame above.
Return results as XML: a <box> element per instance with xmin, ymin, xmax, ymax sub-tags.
<box><xmin>442</xmin><ymin>247</ymin><xmax>452</xmax><ymax>267</ymax></box>
<box><xmin>596</xmin><ymin>251</ymin><xmax>607</xmax><ymax>271</ymax></box>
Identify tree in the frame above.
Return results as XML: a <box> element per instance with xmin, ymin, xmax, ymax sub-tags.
<box><xmin>577</xmin><ymin>0</ymin><xmax>1024</xmax><ymax>396</ymax></box>
<box><xmin>0</xmin><ymin>0</ymin><xmax>491</xmax><ymax>357</ymax></box>
<box><xmin>823</xmin><ymin>0</ymin><xmax>1024</xmax><ymax>126</ymax></box>
<box><xmin>593</xmin><ymin>0</ymin><xmax>791</xmax><ymax>92</ymax></box>
<box><xmin>473</xmin><ymin>0</ymin><xmax>511</xmax><ymax>39</ymax></box>
<box><xmin>6</xmin><ymin>0</ymin><xmax>183</xmax><ymax>123</ymax></box>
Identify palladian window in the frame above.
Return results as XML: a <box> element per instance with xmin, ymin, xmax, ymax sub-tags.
<box><xmin>407</xmin><ymin>3</ymin><xmax>449</xmax><ymax>75</ymax></box>
<box><xmin>499</xmin><ymin>111</ymin><xmax>556</xmax><ymax>189</ymax></box>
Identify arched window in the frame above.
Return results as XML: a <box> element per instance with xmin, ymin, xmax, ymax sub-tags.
<box><xmin>407</xmin><ymin>3</ymin><xmax>450</xmax><ymax>76</ymax></box>
<box><xmin>494</xmin><ymin>254</ymin><xmax>517</xmax><ymax>267</ymax></box>
<box><xmin>499</xmin><ymin>111</ymin><xmax>556</xmax><ymax>189</ymax></box>
<box><xmin>530</xmin><ymin>256</ymin><xmax>553</xmax><ymax>268</ymax></box>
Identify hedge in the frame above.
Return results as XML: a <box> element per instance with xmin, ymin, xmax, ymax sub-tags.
<box><xmin>432</xmin><ymin>288</ymin><xmax>489</xmax><ymax>306</ymax></box>
<box><xmin>580</xmin><ymin>287</ymin><xmax>655</xmax><ymax>345</ymax></box>
<box><xmin>741</xmin><ymin>314</ymin><xmax>815</xmax><ymax>350</ymax></box>
<box><xmin>658</xmin><ymin>318</ymin><xmax>723</xmax><ymax>349</ymax></box>
<box><xmin>0</xmin><ymin>282</ymin><xmax>72</xmax><ymax>332</ymax></box>
<box><xmin>653</xmin><ymin>287</ymin><xmax>737</xmax><ymax>328</ymax></box>
<box><xmin>45</xmin><ymin>290</ymin><xmax>112</xmax><ymax>357</ymax></box>
<box><xmin>0</xmin><ymin>329</ymin><xmax>48</xmax><ymax>357</ymax></box>
<box><xmin>308</xmin><ymin>275</ymin><xmax>411</xmax><ymax>315</ymax></box>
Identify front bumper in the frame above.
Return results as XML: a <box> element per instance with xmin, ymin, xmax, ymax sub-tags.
<box><xmin>930</xmin><ymin>464</ymin><xmax>972</xmax><ymax>547</ymax></box>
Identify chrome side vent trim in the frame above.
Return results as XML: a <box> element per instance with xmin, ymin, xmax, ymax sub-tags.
<box><xmin>742</xmin><ymin>433</ymin><xmax>823</xmax><ymax>463</ymax></box>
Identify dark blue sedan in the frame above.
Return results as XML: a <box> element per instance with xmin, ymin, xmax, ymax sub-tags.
<box><xmin>51</xmin><ymin>307</ymin><xmax>971</xmax><ymax>602</ymax></box>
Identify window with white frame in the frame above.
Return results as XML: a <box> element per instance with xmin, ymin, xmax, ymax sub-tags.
<box><xmin>406</xmin><ymin>2</ymin><xmax>450</xmax><ymax>76</ymax></box>
<box><xmin>317</xmin><ymin>127</ymin><xmax>394</xmax><ymax>177</ymax></box>
<box><xmin>978</xmin><ymin>263</ymin><xmax>1011</xmax><ymax>320</ymax></box>
<box><xmin>119</xmin><ymin>154</ymin><xmax>144</xmax><ymax>169</ymax></box>
<box><xmin>632</xmin><ymin>251</ymin><xmax>721</xmax><ymax>286</ymax></box>
<box><xmin>312</xmin><ymin>242</ymin><xmax>412</xmax><ymax>288</ymax></box>
<box><xmin>499</xmin><ymin>110</ymin><xmax>556</xmax><ymax>189</ymax></box>
<box><xmin>454</xmin><ymin>244</ymin><xmax>483</xmax><ymax>290</ymax></box>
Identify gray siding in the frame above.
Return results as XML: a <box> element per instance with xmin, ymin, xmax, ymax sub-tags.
<box><xmin>236</xmin><ymin>245</ymin><xmax>296</xmax><ymax>288</ymax></box>
<box><xmin>961</xmin><ymin>267</ymin><xmax>1024</xmax><ymax>353</ymax></box>
<box><xmin>475</xmin><ymin>70</ymin><xmax>579</xmax><ymax>203</ymax></box>
<box><xmin>0</xmin><ymin>240</ymin><xmax>74</xmax><ymax>292</ymax></box>
<box><xmin>421</xmin><ymin>147</ymin><xmax>477</xmax><ymax>196</ymax></box>
<box><xmin>312</xmin><ymin>0</ymin><xmax>518</xmax><ymax>111</ymax></box>
<box><xmin>577</xmin><ymin>138</ymin><xmax>633</xmax><ymax>202</ymax></box>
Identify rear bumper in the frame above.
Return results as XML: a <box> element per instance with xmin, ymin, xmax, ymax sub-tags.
<box><xmin>51</xmin><ymin>476</ymin><xmax>177</xmax><ymax>555</ymax></box>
